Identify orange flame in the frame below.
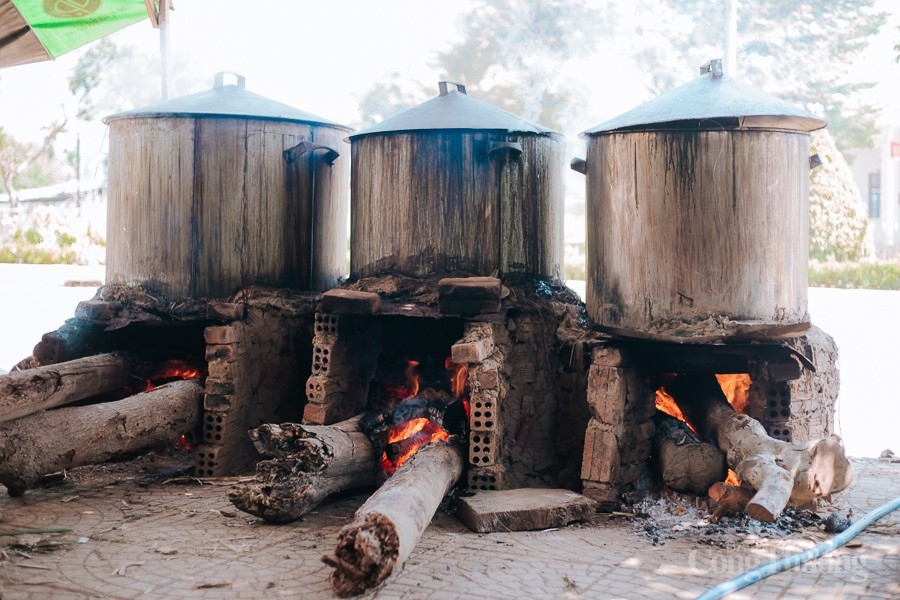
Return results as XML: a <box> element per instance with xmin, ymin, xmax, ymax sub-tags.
<box><xmin>725</xmin><ymin>469</ymin><xmax>741</xmax><ymax>486</ymax></box>
<box><xmin>656</xmin><ymin>373</ymin><xmax>752</xmax><ymax>434</ymax></box>
<box><xmin>176</xmin><ymin>434</ymin><xmax>192</xmax><ymax>452</ymax></box>
<box><xmin>444</xmin><ymin>357</ymin><xmax>468</xmax><ymax>399</ymax></box>
<box><xmin>383</xmin><ymin>360</ymin><xmax>420</xmax><ymax>401</ymax></box>
<box><xmin>386</xmin><ymin>417</ymin><xmax>431</xmax><ymax>445</ymax></box>
<box><xmin>405</xmin><ymin>360</ymin><xmax>420</xmax><ymax>398</ymax></box>
<box><xmin>381</xmin><ymin>417</ymin><xmax>450</xmax><ymax>474</ymax></box>
<box><xmin>145</xmin><ymin>360</ymin><xmax>204</xmax><ymax>391</ymax></box>
<box><xmin>655</xmin><ymin>388</ymin><xmax>699</xmax><ymax>435</ymax></box>
<box><xmin>716</xmin><ymin>374</ymin><xmax>751</xmax><ymax>414</ymax></box>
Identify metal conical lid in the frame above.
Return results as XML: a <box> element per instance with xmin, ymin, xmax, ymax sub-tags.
<box><xmin>104</xmin><ymin>72</ymin><xmax>351</xmax><ymax>130</ymax></box>
<box><xmin>349</xmin><ymin>80</ymin><xmax>558</xmax><ymax>139</ymax></box>
<box><xmin>583</xmin><ymin>59</ymin><xmax>826</xmax><ymax>135</ymax></box>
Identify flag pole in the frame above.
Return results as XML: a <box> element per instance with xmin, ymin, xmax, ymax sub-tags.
<box><xmin>145</xmin><ymin>0</ymin><xmax>170</xmax><ymax>100</ymax></box>
<box><xmin>159</xmin><ymin>0</ymin><xmax>170</xmax><ymax>100</ymax></box>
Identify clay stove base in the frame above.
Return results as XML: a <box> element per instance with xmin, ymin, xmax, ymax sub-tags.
<box><xmin>0</xmin><ymin>456</ymin><xmax>895</xmax><ymax>599</ymax></box>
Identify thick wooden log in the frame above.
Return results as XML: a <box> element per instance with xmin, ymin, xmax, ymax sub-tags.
<box><xmin>668</xmin><ymin>373</ymin><xmax>852</xmax><ymax>521</ymax></box>
<box><xmin>322</xmin><ymin>442</ymin><xmax>465</xmax><ymax>596</ymax></box>
<box><xmin>0</xmin><ymin>353</ymin><xmax>133</xmax><ymax>424</ymax></box>
<box><xmin>228</xmin><ymin>465</ymin><xmax>377</xmax><ymax>524</ymax></box>
<box><xmin>249</xmin><ymin>416</ymin><xmax>364</xmax><ymax>465</ymax></box>
<box><xmin>228</xmin><ymin>416</ymin><xmax>378</xmax><ymax>523</ymax></box>
<box><xmin>652</xmin><ymin>412</ymin><xmax>726</xmax><ymax>495</ymax></box>
<box><xmin>0</xmin><ymin>380</ymin><xmax>202</xmax><ymax>496</ymax></box>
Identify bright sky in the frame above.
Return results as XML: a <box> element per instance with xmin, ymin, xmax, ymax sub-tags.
<box><xmin>0</xmin><ymin>0</ymin><xmax>897</xmax><ymax>178</ymax></box>
<box><xmin>0</xmin><ymin>1</ymin><xmax>478</xmax><ymax>145</ymax></box>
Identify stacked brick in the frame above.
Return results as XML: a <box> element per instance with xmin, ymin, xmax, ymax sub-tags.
<box><xmin>581</xmin><ymin>346</ymin><xmax>655</xmax><ymax>510</ymax></box>
<box><xmin>786</xmin><ymin>325</ymin><xmax>839</xmax><ymax>442</ymax></box>
<box><xmin>197</xmin><ymin>323</ymin><xmax>244</xmax><ymax>477</ymax></box>
<box><xmin>452</xmin><ymin>322</ymin><xmax>507</xmax><ymax>492</ymax></box>
<box><xmin>197</xmin><ymin>306</ymin><xmax>313</xmax><ymax>477</ymax></box>
<box><xmin>303</xmin><ymin>313</ymin><xmax>380</xmax><ymax>425</ymax></box>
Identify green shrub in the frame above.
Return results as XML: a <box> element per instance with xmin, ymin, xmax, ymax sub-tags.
<box><xmin>809</xmin><ymin>130</ymin><xmax>869</xmax><ymax>262</ymax></box>
<box><xmin>24</xmin><ymin>228</ymin><xmax>43</xmax><ymax>245</ymax></box>
<box><xmin>55</xmin><ymin>231</ymin><xmax>77</xmax><ymax>248</ymax></box>
<box><xmin>809</xmin><ymin>262</ymin><xmax>900</xmax><ymax>290</ymax></box>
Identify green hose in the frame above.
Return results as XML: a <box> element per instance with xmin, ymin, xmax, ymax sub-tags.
<box><xmin>695</xmin><ymin>495</ymin><xmax>900</xmax><ymax>600</ymax></box>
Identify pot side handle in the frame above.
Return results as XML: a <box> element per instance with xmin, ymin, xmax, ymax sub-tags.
<box><xmin>570</xmin><ymin>157</ymin><xmax>587</xmax><ymax>174</ymax></box>
<box><xmin>284</xmin><ymin>141</ymin><xmax>340</xmax><ymax>166</ymax></box>
<box><xmin>489</xmin><ymin>141</ymin><xmax>522</xmax><ymax>159</ymax></box>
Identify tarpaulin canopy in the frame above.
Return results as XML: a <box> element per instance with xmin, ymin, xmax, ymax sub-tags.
<box><xmin>0</xmin><ymin>0</ymin><xmax>157</xmax><ymax>69</ymax></box>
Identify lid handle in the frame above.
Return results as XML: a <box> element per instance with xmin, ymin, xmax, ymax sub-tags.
<box><xmin>699</xmin><ymin>59</ymin><xmax>724</xmax><ymax>79</ymax></box>
<box><xmin>214</xmin><ymin>71</ymin><xmax>246</xmax><ymax>89</ymax></box>
<box><xmin>439</xmin><ymin>80</ymin><xmax>467</xmax><ymax>96</ymax></box>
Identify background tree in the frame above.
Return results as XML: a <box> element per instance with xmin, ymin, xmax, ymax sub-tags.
<box><xmin>0</xmin><ymin>120</ymin><xmax>67</xmax><ymax>208</ymax></box>
<box><xmin>357</xmin><ymin>0</ymin><xmax>606</xmax><ymax>132</ymax></box>
<box><xmin>624</xmin><ymin>0</ymin><xmax>887</xmax><ymax>155</ymax></box>
<box><xmin>808</xmin><ymin>129</ymin><xmax>870</xmax><ymax>262</ymax></box>
<box><xmin>68</xmin><ymin>38</ymin><xmax>161</xmax><ymax>122</ymax></box>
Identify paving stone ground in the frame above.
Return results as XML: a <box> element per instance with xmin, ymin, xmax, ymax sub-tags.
<box><xmin>0</xmin><ymin>456</ymin><xmax>896</xmax><ymax>599</ymax></box>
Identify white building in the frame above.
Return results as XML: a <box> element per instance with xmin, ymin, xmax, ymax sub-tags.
<box><xmin>849</xmin><ymin>125</ymin><xmax>900</xmax><ymax>259</ymax></box>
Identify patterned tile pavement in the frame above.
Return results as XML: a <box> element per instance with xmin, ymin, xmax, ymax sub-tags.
<box><xmin>0</xmin><ymin>457</ymin><xmax>896</xmax><ymax>599</ymax></box>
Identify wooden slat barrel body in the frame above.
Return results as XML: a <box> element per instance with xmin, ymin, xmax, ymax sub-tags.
<box><xmin>585</xmin><ymin>129</ymin><xmax>810</xmax><ymax>340</ymax></box>
<box><xmin>106</xmin><ymin>117</ymin><xmax>349</xmax><ymax>299</ymax></box>
<box><xmin>350</xmin><ymin>131</ymin><xmax>564</xmax><ymax>281</ymax></box>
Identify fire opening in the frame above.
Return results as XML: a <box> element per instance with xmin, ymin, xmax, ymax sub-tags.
<box><xmin>365</xmin><ymin>357</ymin><xmax>469</xmax><ymax>474</ymax></box>
<box><xmin>142</xmin><ymin>359</ymin><xmax>206</xmax><ymax>392</ymax></box>
<box><xmin>654</xmin><ymin>372</ymin><xmax>752</xmax><ymax>488</ymax></box>
<box><xmin>655</xmin><ymin>372</ymin><xmax>752</xmax><ymax>431</ymax></box>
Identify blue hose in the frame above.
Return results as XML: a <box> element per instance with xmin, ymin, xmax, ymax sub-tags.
<box><xmin>695</xmin><ymin>495</ymin><xmax>900</xmax><ymax>600</ymax></box>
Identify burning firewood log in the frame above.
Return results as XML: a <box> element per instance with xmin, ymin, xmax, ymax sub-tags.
<box><xmin>707</xmin><ymin>481</ymin><xmax>754</xmax><ymax>523</ymax></box>
<box><xmin>0</xmin><ymin>352</ymin><xmax>133</xmax><ymax>424</ymax></box>
<box><xmin>227</xmin><ymin>416</ymin><xmax>378</xmax><ymax>523</ymax></box>
<box><xmin>0</xmin><ymin>379</ymin><xmax>202</xmax><ymax>496</ymax></box>
<box><xmin>652</xmin><ymin>412</ymin><xmax>726</xmax><ymax>495</ymax></box>
<box><xmin>667</xmin><ymin>373</ymin><xmax>852</xmax><ymax>522</ymax></box>
<box><xmin>322</xmin><ymin>441</ymin><xmax>465</xmax><ymax>597</ymax></box>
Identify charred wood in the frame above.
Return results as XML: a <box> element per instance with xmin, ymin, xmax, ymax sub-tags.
<box><xmin>228</xmin><ymin>416</ymin><xmax>378</xmax><ymax>523</ymax></box>
<box><xmin>667</xmin><ymin>373</ymin><xmax>852</xmax><ymax>521</ymax></box>
<box><xmin>0</xmin><ymin>380</ymin><xmax>202</xmax><ymax>496</ymax></box>
<box><xmin>708</xmin><ymin>481</ymin><xmax>754</xmax><ymax>523</ymax></box>
<box><xmin>0</xmin><ymin>353</ymin><xmax>133</xmax><ymax>424</ymax></box>
<box><xmin>228</xmin><ymin>466</ymin><xmax>377</xmax><ymax>525</ymax></box>
<box><xmin>322</xmin><ymin>442</ymin><xmax>465</xmax><ymax>596</ymax></box>
<box><xmin>652</xmin><ymin>412</ymin><xmax>726</xmax><ymax>495</ymax></box>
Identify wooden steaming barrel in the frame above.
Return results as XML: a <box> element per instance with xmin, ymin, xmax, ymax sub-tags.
<box><xmin>578</xmin><ymin>60</ymin><xmax>826</xmax><ymax>341</ymax></box>
<box><xmin>104</xmin><ymin>73</ymin><xmax>352</xmax><ymax>299</ymax></box>
<box><xmin>350</xmin><ymin>81</ymin><xmax>565</xmax><ymax>281</ymax></box>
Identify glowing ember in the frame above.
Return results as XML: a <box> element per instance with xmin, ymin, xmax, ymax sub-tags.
<box><xmin>380</xmin><ymin>417</ymin><xmax>450</xmax><ymax>474</ymax></box>
<box><xmin>387</xmin><ymin>417</ymin><xmax>432</xmax><ymax>445</ymax></box>
<box><xmin>176</xmin><ymin>434</ymin><xmax>192</xmax><ymax>452</ymax></box>
<box><xmin>376</xmin><ymin>357</ymin><xmax>467</xmax><ymax>474</ymax></box>
<box><xmin>716</xmin><ymin>373</ymin><xmax>751</xmax><ymax>414</ymax></box>
<box><xmin>725</xmin><ymin>469</ymin><xmax>741</xmax><ymax>486</ymax></box>
<box><xmin>144</xmin><ymin>359</ymin><xmax>204</xmax><ymax>391</ymax></box>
